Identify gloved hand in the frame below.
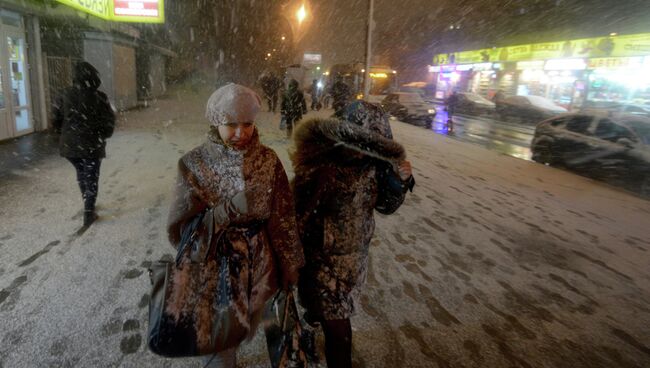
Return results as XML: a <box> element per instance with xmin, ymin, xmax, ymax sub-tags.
<box><xmin>212</xmin><ymin>186</ymin><xmax>259</xmax><ymax>227</ymax></box>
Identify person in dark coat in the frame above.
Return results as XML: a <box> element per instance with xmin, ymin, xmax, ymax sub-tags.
<box><xmin>331</xmin><ymin>76</ymin><xmax>351</xmax><ymax>118</ymax></box>
<box><xmin>310</xmin><ymin>79</ymin><xmax>320</xmax><ymax>111</ymax></box>
<box><xmin>260</xmin><ymin>73</ymin><xmax>282</xmax><ymax>113</ymax></box>
<box><xmin>280</xmin><ymin>79</ymin><xmax>307</xmax><ymax>138</ymax></box>
<box><xmin>52</xmin><ymin>61</ymin><xmax>115</xmax><ymax>228</ymax></box>
<box><xmin>291</xmin><ymin>101</ymin><xmax>413</xmax><ymax>368</ymax></box>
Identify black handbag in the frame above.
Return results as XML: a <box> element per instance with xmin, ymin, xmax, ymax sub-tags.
<box><xmin>265</xmin><ymin>290</ymin><xmax>319</xmax><ymax>368</ymax></box>
<box><xmin>375</xmin><ymin>161</ymin><xmax>415</xmax><ymax>214</ymax></box>
<box><xmin>147</xmin><ymin>210</ymin><xmax>249</xmax><ymax>357</ymax></box>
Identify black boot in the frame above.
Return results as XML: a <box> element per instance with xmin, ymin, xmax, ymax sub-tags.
<box><xmin>83</xmin><ymin>210</ymin><xmax>98</xmax><ymax>227</ymax></box>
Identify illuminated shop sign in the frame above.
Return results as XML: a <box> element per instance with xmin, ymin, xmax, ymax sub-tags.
<box><xmin>428</xmin><ymin>65</ymin><xmax>441</xmax><ymax>73</ymax></box>
<box><xmin>303</xmin><ymin>53</ymin><xmax>322</xmax><ymax>65</ymax></box>
<box><xmin>56</xmin><ymin>0</ymin><xmax>165</xmax><ymax>23</ymax></box>
<box><xmin>433</xmin><ymin>32</ymin><xmax>650</xmax><ymax>65</ymax></box>
<box><xmin>544</xmin><ymin>58</ymin><xmax>587</xmax><ymax>70</ymax></box>
<box><xmin>56</xmin><ymin>0</ymin><xmax>110</xmax><ymax>19</ymax></box>
<box><xmin>516</xmin><ymin>61</ymin><xmax>545</xmax><ymax>70</ymax></box>
<box><xmin>588</xmin><ymin>57</ymin><xmax>643</xmax><ymax>69</ymax></box>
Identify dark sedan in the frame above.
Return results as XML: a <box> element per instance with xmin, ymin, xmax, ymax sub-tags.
<box><xmin>497</xmin><ymin>95</ymin><xmax>567</xmax><ymax>123</ymax></box>
<box><xmin>453</xmin><ymin>92</ymin><xmax>496</xmax><ymax>116</ymax></box>
<box><xmin>381</xmin><ymin>92</ymin><xmax>437</xmax><ymax>127</ymax></box>
<box><xmin>531</xmin><ymin>113</ymin><xmax>650</xmax><ymax>196</ymax></box>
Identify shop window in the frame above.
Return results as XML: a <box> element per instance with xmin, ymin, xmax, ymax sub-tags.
<box><xmin>1</xmin><ymin>10</ymin><xmax>22</xmax><ymax>28</ymax></box>
<box><xmin>595</xmin><ymin>119</ymin><xmax>636</xmax><ymax>142</ymax></box>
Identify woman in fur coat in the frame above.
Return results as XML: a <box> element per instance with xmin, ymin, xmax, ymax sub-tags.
<box><xmin>292</xmin><ymin>101</ymin><xmax>413</xmax><ymax>368</ymax></box>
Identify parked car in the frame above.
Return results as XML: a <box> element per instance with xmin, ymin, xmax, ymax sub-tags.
<box><xmin>581</xmin><ymin>100</ymin><xmax>650</xmax><ymax>118</ymax></box>
<box><xmin>531</xmin><ymin>113</ymin><xmax>650</xmax><ymax>196</ymax></box>
<box><xmin>496</xmin><ymin>95</ymin><xmax>567</xmax><ymax>123</ymax></box>
<box><xmin>381</xmin><ymin>92</ymin><xmax>436</xmax><ymax>127</ymax></box>
<box><xmin>454</xmin><ymin>92</ymin><xmax>496</xmax><ymax>115</ymax></box>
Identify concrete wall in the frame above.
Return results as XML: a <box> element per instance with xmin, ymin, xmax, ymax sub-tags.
<box><xmin>83</xmin><ymin>32</ymin><xmax>138</xmax><ymax>111</ymax></box>
<box><xmin>113</xmin><ymin>44</ymin><xmax>137</xmax><ymax>110</ymax></box>
<box><xmin>83</xmin><ymin>34</ymin><xmax>114</xmax><ymax>105</ymax></box>
<box><xmin>148</xmin><ymin>53</ymin><xmax>167</xmax><ymax>97</ymax></box>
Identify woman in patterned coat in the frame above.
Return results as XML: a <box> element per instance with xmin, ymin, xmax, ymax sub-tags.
<box><xmin>166</xmin><ymin>84</ymin><xmax>304</xmax><ymax>368</ymax></box>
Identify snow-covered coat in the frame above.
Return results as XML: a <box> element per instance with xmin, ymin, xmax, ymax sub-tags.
<box><xmin>53</xmin><ymin>62</ymin><xmax>115</xmax><ymax>159</ymax></box>
<box><xmin>166</xmin><ymin>129</ymin><xmax>304</xmax><ymax>341</ymax></box>
<box><xmin>292</xmin><ymin>117</ymin><xmax>407</xmax><ymax>320</ymax></box>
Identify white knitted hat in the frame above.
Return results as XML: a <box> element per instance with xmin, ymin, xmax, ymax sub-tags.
<box><xmin>206</xmin><ymin>83</ymin><xmax>262</xmax><ymax>126</ymax></box>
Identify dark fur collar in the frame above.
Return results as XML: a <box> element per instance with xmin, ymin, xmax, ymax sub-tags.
<box><xmin>292</xmin><ymin>118</ymin><xmax>405</xmax><ymax>168</ymax></box>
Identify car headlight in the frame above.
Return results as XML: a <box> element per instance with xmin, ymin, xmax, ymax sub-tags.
<box><xmin>427</xmin><ymin>109</ymin><xmax>436</xmax><ymax>114</ymax></box>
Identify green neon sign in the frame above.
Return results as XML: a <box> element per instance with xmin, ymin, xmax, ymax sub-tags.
<box><xmin>56</xmin><ymin>0</ymin><xmax>165</xmax><ymax>24</ymax></box>
<box><xmin>433</xmin><ymin>33</ymin><xmax>650</xmax><ymax>65</ymax></box>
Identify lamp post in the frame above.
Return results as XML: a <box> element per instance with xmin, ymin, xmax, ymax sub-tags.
<box><xmin>363</xmin><ymin>0</ymin><xmax>375</xmax><ymax>99</ymax></box>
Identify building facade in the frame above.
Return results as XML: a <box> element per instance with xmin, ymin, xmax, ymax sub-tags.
<box><xmin>0</xmin><ymin>0</ymin><xmax>171</xmax><ymax>142</ymax></box>
<box><xmin>430</xmin><ymin>33</ymin><xmax>650</xmax><ymax>110</ymax></box>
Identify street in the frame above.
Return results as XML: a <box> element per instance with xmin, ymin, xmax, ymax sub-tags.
<box><xmin>427</xmin><ymin>107</ymin><xmax>535</xmax><ymax>161</ymax></box>
<box><xmin>1</xmin><ymin>87</ymin><xmax>650</xmax><ymax>368</ymax></box>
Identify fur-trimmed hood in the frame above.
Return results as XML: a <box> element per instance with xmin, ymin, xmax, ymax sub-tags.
<box><xmin>292</xmin><ymin>118</ymin><xmax>405</xmax><ymax>169</ymax></box>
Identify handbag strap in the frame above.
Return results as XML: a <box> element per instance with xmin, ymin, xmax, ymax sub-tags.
<box><xmin>175</xmin><ymin>209</ymin><xmax>208</xmax><ymax>267</ymax></box>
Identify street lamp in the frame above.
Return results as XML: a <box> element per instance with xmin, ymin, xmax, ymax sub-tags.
<box><xmin>297</xmin><ymin>4</ymin><xmax>307</xmax><ymax>24</ymax></box>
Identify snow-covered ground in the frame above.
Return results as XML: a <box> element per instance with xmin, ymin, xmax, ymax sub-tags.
<box><xmin>1</xmin><ymin>87</ymin><xmax>649</xmax><ymax>368</ymax></box>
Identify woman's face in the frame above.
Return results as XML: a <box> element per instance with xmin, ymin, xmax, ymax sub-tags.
<box><xmin>218</xmin><ymin>122</ymin><xmax>255</xmax><ymax>149</ymax></box>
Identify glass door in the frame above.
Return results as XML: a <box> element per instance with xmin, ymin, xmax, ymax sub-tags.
<box><xmin>6</xmin><ymin>31</ymin><xmax>31</xmax><ymax>135</ymax></box>
<box><xmin>0</xmin><ymin>33</ymin><xmax>9</xmax><ymax>140</ymax></box>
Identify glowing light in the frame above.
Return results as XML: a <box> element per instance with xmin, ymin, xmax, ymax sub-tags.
<box><xmin>317</xmin><ymin>82</ymin><xmax>323</xmax><ymax>88</ymax></box>
<box><xmin>297</xmin><ymin>4</ymin><xmax>307</xmax><ymax>24</ymax></box>
<box><xmin>281</xmin><ymin>36</ymin><xmax>286</xmax><ymax>41</ymax></box>
<box><xmin>450</xmin><ymin>72</ymin><xmax>461</xmax><ymax>82</ymax></box>
<box><xmin>370</xmin><ymin>72</ymin><xmax>388</xmax><ymax>79</ymax></box>
<box><xmin>316</xmin><ymin>66</ymin><xmax>321</xmax><ymax>70</ymax></box>
<box><xmin>361</xmin><ymin>69</ymin><xmax>366</xmax><ymax>73</ymax></box>
<box><xmin>267</xmin><ymin>53</ymin><xmax>271</xmax><ymax>57</ymax></box>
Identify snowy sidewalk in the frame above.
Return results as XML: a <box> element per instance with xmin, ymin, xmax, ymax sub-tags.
<box><xmin>1</xmin><ymin>86</ymin><xmax>649</xmax><ymax>367</ymax></box>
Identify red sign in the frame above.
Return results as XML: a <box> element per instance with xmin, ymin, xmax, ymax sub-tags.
<box><xmin>114</xmin><ymin>0</ymin><xmax>160</xmax><ymax>17</ymax></box>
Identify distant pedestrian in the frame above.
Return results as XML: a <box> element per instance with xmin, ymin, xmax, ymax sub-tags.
<box><xmin>492</xmin><ymin>89</ymin><xmax>505</xmax><ymax>104</ymax></box>
<box><xmin>52</xmin><ymin>61</ymin><xmax>115</xmax><ymax>229</ymax></box>
<box><xmin>281</xmin><ymin>79</ymin><xmax>307</xmax><ymax>138</ymax></box>
<box><xmin>310</xmin><ymin>79</ymin><xmax>320</xmax><ymax>111</ymax></box>
<box><xmin>331</xmin><ymin>76</ymin><xmax>351</xmax><ymax>118</ymax></box>
<box><xmin>446</xmin><ymin>91</ymin><xmax>459</xmax><ymax>131</ymax></box>
<box><xmin>260</xmin><ymin>73</ymin><xmax>282</xmax><ymax>113</ymax></box>
<box><xmin>292</xmin><ymin>101</ymin><xmax>414</xmax><ymax>368</ymax></box>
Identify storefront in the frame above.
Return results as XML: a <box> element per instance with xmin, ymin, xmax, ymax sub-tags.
<box><xmin>515</xmin><ymin>58</ymin><xmax>587</xmax><ymax>109</ymax></box>
<box><xmin>0</xmin><ymin>9</ymin><xmax>38</xmax><ymax>141</ymax></box>
<box><xmin>585</xmin><ymin>56</ymin><xmax>650</xmax><ymax>105</ymax></box>
<box><xmin>430</xmin><ymin>32</ymin><xmax>650</xmax><ymax>108</ymax></box>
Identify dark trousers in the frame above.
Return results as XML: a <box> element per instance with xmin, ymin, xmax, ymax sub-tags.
<box><xmin>266</xmin><ymin>94</ymin><xmax>278</xmax><ymax>112</ymax></box>
<box><xmin>285</xmin><ymin>116</ymin><xmax>300</xmax><ymax>138</ymax></box>
<box><xmin>67</xmin><ymin>158</ymin><xmax>102</xmax><ymax>211</ymax></box>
